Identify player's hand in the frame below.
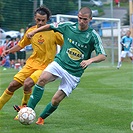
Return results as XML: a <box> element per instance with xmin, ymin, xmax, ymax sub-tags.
<box><xmin>122</xmin><ymin>43</ymin><xmax>126</xmax><ymax>47</ymax></box>
<box><xmin>80</xmin><ymin>59</ymin><xmax>92</xmax><ymax>69</ymax></box>
<box><xmin>27</xmin><ymin>31</ymin><xmax>35</xmax><ymax>39</ymax></box>
<box><xmin>125</xmin><ymin>45</ymin><xmax>128</xmax><ymax>48</ymax></box>
<box><xmin>1</xmin><ymin>50</ymin><xmax>10</xmax><ymax>57</ymax></box>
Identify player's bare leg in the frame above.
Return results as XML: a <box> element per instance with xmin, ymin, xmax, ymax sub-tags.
<box><xmin>22</xmin><ymin>77</ymin><xmax>34</xmax><ymax>106</ymax></box>
<box><xmin>0</xmin><ymin>80</ymin><xmax>22</xmax><ymax>110</ymax></box>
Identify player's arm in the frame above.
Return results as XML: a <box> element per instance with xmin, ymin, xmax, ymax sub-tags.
<box><xmin>55</xmin><ymin>32</ymin><xmax>64</xmax><ymax>46</ymax></box>
<box><xmin>80</xmin><ymin>54</ymin><xmax>106</xmax><ymax>69</ymax></box>
<box><xmin>27</xmin><ymin>24</ymin><xmax>51</xmax><ymax>38</ymax></box>
<box><xmin>2</xmin><ymin>45</ymin><xmax>22</xmax><ymax>57</ymax></box>
<box><xmin>120</xmin><ymin>37</ymin><xmax>125</xmax><ymax>46</ymax></box>
<box><xmin>80</xmin><ymin>32</ymin><xmax>106</xmax><ymax>68</ymax></box>
<box><xmin>121</xmin><ymin>42</ymin><xmax>125</xmax><ymax>47</ymax></box>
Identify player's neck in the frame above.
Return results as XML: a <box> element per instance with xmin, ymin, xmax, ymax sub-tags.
<box><xmin>78</xmin><ymin>25</ymin><xmax>89</xmax><ymax>31</ymax></box>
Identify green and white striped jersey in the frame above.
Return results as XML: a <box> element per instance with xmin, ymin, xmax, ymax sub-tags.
<box><xmin>50</xmin><ymin>22</ymin><xmax>106</xmax><ymax>77</ymax></box>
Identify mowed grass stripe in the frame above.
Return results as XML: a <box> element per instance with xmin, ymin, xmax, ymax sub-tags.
<box><xmin>0</xmin><ymin>62</ymin><xmax>132</xmax><ymax>133</ymax></box>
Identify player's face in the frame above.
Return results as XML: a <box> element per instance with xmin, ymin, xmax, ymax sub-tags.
<box><xmin>78</xmin><ymin>12</ymin><xmax>92</xmax><ymax>31</ymax></box>
<box><xmin>126</xmin><ymin>31</ymin><xmax>131</xmax><ymax>37</ymax></box>
<box><xmin>35</xmin><ymin>13</ymin><xmax>48</xmax><ymax>28</ymax></box>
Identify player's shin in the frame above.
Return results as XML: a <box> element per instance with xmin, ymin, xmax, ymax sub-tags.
<box><xmin>0</xmin><ymin>89</ymin><xmax>14</xmax><ymax>110</ymax></box>
<box><xmin>40</xmin><ymin>102</ymin><xmax>58</xmax><ymax>119</ymax></box>
<box><xmin>21</xmin><ymin>90</ymin><xmax>32</xmax><ymax>106</ymax></box>
<box><xmin>27</xmin><ymin>84</ymin><xmax>44</xmax><ymax>109</ymax></box>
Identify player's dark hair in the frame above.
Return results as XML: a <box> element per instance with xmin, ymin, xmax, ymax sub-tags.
<box><xmin>79</xmin><ymin>7</ymin><xmax>92</xmax><ymax>18</ymax></box>
<box><xmin>34</xmin><ymin>6</ymin><xmax>51</xmax><ymax>20</ymax></box>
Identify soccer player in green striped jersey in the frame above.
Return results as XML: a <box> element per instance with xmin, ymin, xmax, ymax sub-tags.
<box><xmin>25</xmin><ymin>7</ymin><xmax>107</xmax><ymax>125</ymax></box>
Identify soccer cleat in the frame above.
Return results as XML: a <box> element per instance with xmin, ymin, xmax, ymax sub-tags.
<box><xmin>117</xmin><ymin>65</ymin><xmax>120</xmax><ymax>69</ymax></box>
<box><xmin>36</xmin><ymin>117</ymin><xmax>44</xmax><ymax>125</ymax></box>
<box><xmin>13</xmin><ymin>105</ymin><xmax>27</xmax><ymax>112</ymax></box>
<box><xmin>14</xmin><ymin>114</ymin><xmax>19</xmax><ymax>120</ymax></box>
<box><xmin>13</xmin><ymin>105</ymin><xmax>21</xmax><ymax>112</ymax></box>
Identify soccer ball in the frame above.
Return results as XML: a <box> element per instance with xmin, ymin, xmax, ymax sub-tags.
<box><xmin>18</xmin><ymin>107</ymin><xmax>36</xmax><ymax>125</ymax></box>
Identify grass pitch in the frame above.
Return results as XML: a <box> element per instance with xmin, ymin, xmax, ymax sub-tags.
<box><xmin>0</xmin><ymin>62</ymin><xmax>132</xmax><ymax>133</ymax></box>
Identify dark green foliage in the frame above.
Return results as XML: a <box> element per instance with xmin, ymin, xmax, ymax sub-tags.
<box><xmin>43</xmin><ymin>0</ymin><xmax>77</xmax><ymax>14</ymax></box>
<box><xmin>0</xmin><ymin>0</ymin><xmax>33</xmax><ymax>30</ymax></box>
<box><xmin>0</xmin><ymin>0</ymin><xmax>77</xmax><ymax>30</ymax></box>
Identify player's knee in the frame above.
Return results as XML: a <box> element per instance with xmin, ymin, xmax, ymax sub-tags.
<box><xmin>51</xmin><ymin>96</ymin><xmax>60</xmax><ymax>106</ymax></box>
<box><xmin>24</xmin><ymin>79</ymin><xmax>34</xmax><ymax>91</ymax></box>
<box><xmin>8</xmin><ymin>80</ymin><xmax>21</xmax><ymax>92</ymax></box>
<box><xmin>37</xmin><ymin>77</ymin><xmax>47</xmax><ymax>86</ymax></box>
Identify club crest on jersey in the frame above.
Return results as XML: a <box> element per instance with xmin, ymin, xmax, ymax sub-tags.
<box><xmin>67</xmin><ymin>48</ymin><xmax>84</xmax><ymax>60</ymax></box>
<box><xmin>38</xmin><ymin>35</ymin><xmax>44</xmax><ymax>44</ymax></box>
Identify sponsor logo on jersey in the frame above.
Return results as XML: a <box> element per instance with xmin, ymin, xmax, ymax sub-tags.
<box><xmin>38</xmin><ymin>35</ymin><xmax>44</xmax><ymax>44</ymax></box>
<box><xmin>68</xmin><ymin>38</ymin><xmax>87</xmax><ymax>48</ymax></box>
<box><xmin>67</xmin><ymin>48</ymin><xmax>84</xmax><ymax>60</ymax></box>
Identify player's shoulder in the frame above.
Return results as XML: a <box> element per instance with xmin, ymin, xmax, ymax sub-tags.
<box><xmin>60</xmin><ymin>21</ymin><xmax>75</xmax><ymax>25</ymax></box>
<box><xmin>51</xmin><ymin>21</ymin><xmax>75</xmax><ymax>28</ymax></box>
<box><xmin>122</xmin><ymin>35</ymin><xmax>127</xmax><ymax>38</ymax></box>
<box><xmin>130</xmin><ymin>36</ymin><xmax>133</xmax><ymax>40</ymax></box>
<box><xmin>54</xmin><ymin>31</ymin><xmax>63</xmax><ymax>37</ymax></box>
<box><xmin>90</xmin><ymin>29</ymin><xmax>102</xmax><ymax>42</ymax></box>
<box><xmin>26</xmin><ymin>25</ymin><xmax>37</xmax><ymax>33</ymax></box>
<box><xmin>91</xmin><ymin>29</ymin><xmax>99</xmax><ymax>36</ymax></box>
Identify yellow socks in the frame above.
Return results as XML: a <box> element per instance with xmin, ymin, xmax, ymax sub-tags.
<box><xmin>0</xmin><ymin>89</ymin><xmax>14</xmax><ymax>110</ymax></box>
<box><xmin>0</xmin><ymin>89</ymin><xmax>32</xmax><ymax>109</ymax></box>
<box><xmin>21</xmin><ymin>90</ymin><xmax>32</xmax><ymax>106</ymax></box>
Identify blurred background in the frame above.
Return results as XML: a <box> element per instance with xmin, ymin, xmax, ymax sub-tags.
<box><xmin>0</xmin><ymin>0</ymin><xmax>129</xmax><ymax>31</ymax></box>
<box><xmin>0</xmin><ymin>0</ymin><xmax>131</xmax><ymax>65</ymax></box>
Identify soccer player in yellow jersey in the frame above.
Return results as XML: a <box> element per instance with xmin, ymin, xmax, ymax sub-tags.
<box><xmin>0</xmin><ymin>6</ymin><xmax>64</xmax><ymax>112</ymax></box>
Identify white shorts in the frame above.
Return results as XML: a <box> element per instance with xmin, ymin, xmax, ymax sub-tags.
<box><xmin>121</xmin><ymin>51</ymin><xmax>133</xmax><ymax>58</ymax></box>
<box><xmin>44</xmin><ymin>61</ymin><xmax>80</xmax><ymax>96</ymax></box>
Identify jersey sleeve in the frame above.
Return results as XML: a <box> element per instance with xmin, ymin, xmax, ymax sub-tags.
<box><xmin>92</xmin><ymin>30</ymin><xmax>106</xmax><ymax>56</ymax></box>
<box><xmin>120</xmin><ymin>36</ymin><xmax>125</xmax><ymax>45</ymax></box>
<box><xmin>54</xmin><ymin>32</ymin><xmax>64</xmax><ymax>46</ymax></box>
<box><xmin>50</xmin><ymin>23</ymin><xmax>71</xmax><ymax>34</ymax></box>
<box><xmin>18</xmin><ymin>28</ymin><xmax>33</xmax><ymax>48</ymax></box>
<box><xmin>130</xmin><ymin>38</ymin><xmax>132</xmax><ymax>45</ymax></box>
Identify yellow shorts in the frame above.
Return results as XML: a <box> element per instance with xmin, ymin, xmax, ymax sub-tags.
<box><xmin>14</xmin><ymin>64</ymin><xmax>43</xmax><ymax>85</ymax></box>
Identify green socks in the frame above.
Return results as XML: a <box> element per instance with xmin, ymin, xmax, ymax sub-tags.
<box><xmin>27</xmin><ymin>84</ymin><xmax>58</xmax><ymax>120</ymax></box>
<box><xmin>27</xmin><ymin>84</ymin><xmax>44</xmax><ymax>109</ymax></box>
<box><xmin>40</xmin><ymin>102</ymin><xmax>58</xmax><ymax>119</ymax></box>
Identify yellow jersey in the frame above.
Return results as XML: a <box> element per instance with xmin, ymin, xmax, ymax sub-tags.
<box><xmin>18</xmin><ymin>25</ymin><xmax>64</xmax><ymax>70</ymax></box>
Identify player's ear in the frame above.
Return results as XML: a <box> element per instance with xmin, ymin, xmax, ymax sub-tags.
<box><xmin>89</xmin><ymin>17</ymin><xmax>92</xmax><ymax>21</ymax></box>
